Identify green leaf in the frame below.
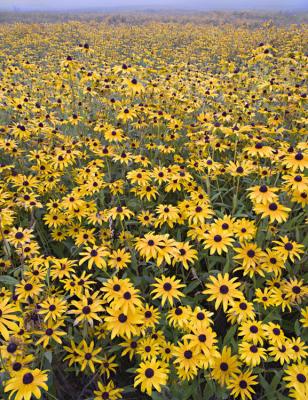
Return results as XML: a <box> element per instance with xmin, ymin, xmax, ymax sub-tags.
<box><xmin>0</xmin><ymin>275</ymin><xmax>18</xmax><ymax>285</ymax></box>
<box><xmin>259</xmin><ymin>374</ymin><xmax>271</xmax><ymax>392</ymax></box>
<box><xmin>151</xmin><ymin>392</ymin><xmax>162</xmax><ymax>400</ymax></box>
<box><xmin>271</xmin><ymin>370</ymin><xmax>283</xmax><ymax>391</ymax></box>
<box><xmin>126</xmin><ymin>367</ymin><xmax>136</xmax><ymax>373</ymax></box>
<box><xmin>203</xmin><ymin>382</ymin><xmax>215</xmax><ymax>400</ymax></box>
<box><xmin>223</xmin><ymin>325</ymin><xmax>237</xmax><ymax>346</ymax></box>
<box><xmin>183</xmin><ymin>280</ymin><xmax>200</xmax><ymax>294</ymax></box>
<box><xmin>44</xmin><ymin>351</ymin><xmax>53</xmax><ymax>364</ymax></box>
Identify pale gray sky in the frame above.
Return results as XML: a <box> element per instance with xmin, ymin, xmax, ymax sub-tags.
<box><xmin>0</xmin><ymin>0</ymin><xmax>307</xmax><ymax>11</ymax></box>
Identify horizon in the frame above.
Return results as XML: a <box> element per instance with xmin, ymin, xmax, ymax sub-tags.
<box><xmin>1</xmin><ymin>0</ymin><xmax>307</xmax><ymax>12</ymax></box>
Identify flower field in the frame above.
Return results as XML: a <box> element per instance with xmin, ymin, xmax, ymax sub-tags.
<box><xmin>0</xmin><ymin>12</ymin><xmax>307</xmax><ymax>400</ymax></box>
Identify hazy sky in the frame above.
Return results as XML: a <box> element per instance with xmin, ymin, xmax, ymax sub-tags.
<box><xmin>0</xmin><ymin>0</ymin><xmax>307</xmax><ymax>11</ymax></box>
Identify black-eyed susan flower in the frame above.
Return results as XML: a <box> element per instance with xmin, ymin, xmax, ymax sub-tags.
<box><xmin>238</xmin><ymin>320</ymin><xmax>266</xmax><ymax>345</ymax></box>
<box><xmin>272</xmin><ymin>236</ymin><xmax>304</xmax><ymax>262</ymax></box>
<box><xmin>69</xmin><ymin>294</ymin><xmax>105</xmax><ymax>326</ymax></box>
<box><xmin>187</xmin><ymin>203</ymin><xmax>214</xmax><ymax>225</ymax></box>
<box><xmin>239</xmin><ymin>341</ymin><xmax>267</xmax><ymax>366</ymax></box>
<box><xmin>154</xmin><ymin>337</ymin><xmax>172</xmax><ymax>360</ymax></box>
<box><xmin>7</xmin><ymin>227</ymin><xmax>34</xmax><ymax>247</ymax></box>
<box><xmin>254</xmin><ymin>201</ymin><xmax>291</xmax><ymax>223</ymax></box>
<box><xmin>0</xmin><ymin>297</ymin><xmax>21</xmax><ymax>340</ymax></box>
<box><xmin>260</xmin><ymin>249</ymin><xmax>286</xmax><ymax>276</ymax></box>
<box><xmin>35</xmin><ymin>321</ymin><xmax>66</xmax><ymax>348</ymax></box>
<box><xmin>134</xmin><ymin>358</ymin><xmax>169</xmax><ymax>396</ymax></box>
<box><xmin>203</xmin><ymin>273</ymin><xmax>241</xmax><ymax>311</ymax></box>
<box><xmin>108</xmin><ymin>205</ymin><xmax>134</xmax><ymax>221</ymax></box>
<box><xmin>173</xmin><ymin>340</ymin><xmax>203</xmax><ymax>380</ymax></box>
<box><xmin>79</xmin><ymin>245</ymin><xmax>110</xmax><ymax>270</ymax></box>
<box><xmin>227</xmin><ymin>298</ymin><xmax>256</xmax><ymax>324</ymax></box>
<box><xmin>172</xmin><ymin>241</ymin><xmax>198</xmax><ymax>270</ymax></box>
<box><xmin>155</xmin><ymin>204</ymin><xmax>180</xmax><ymax>228</ymax></box>
<box><xmin>268</xmin><ymin>340</ymin><xmax>293</xmax><ymax>365</ymax></box>
<box><xmin>139</xmin><ymin>304</ymin><xmax>160</xmax><ymax>330</ymax></box>
<box><xmin>110</xmin><ymin>286</ymin><xmax>142</xmax><ymax>314</ymax></box>
<box><xmin>227</xmin><ymin>370</ymin><xmax>258</xmax><ymax>400</ymax></box>
<box><xmin>38</xmin><ymin>297</ymin><xmax>67</xmax><ymax>322</ymax></box>
<box><xmin>4</xmin><ymin>368</ymin><xmax>48</xmax><ymax>400</ymax></box>
<box><xmin>283</xmin><ymin>362</ymin><xmax>308</xmax><ymax>399</ymax></box>
<box><xmin>183</xmin><ymin>325</ymin><xmax>218</xmax><ymax>360</ymax></box>
<box><xmin>135</xmin><ymin>232</ymin><xmax>165</xmax><ymax>262</ymax></box>
<box><xmin>289</xmin><ymin>337</ymin><xmax>308</xmax><ymax>362</ymax></box>
<box><xmin>7</xmin><ymin>354</ymin><xmax>35</xmax><ymax>375</ymax></box>
<box><xmin>211</xmin><ymin>346</ymin><xmax>241</xmax><ymax>386</ymax></box>
<box><xmin>49</xmin><ymin>258</ymin><xmax>76</xmax><ymax>280</ymax></box>
<box><xmin>247</xmin><ymin>184</ymin><xmax>279</xmax><ymax>204</ymax></box>
<box><xmin>151</xmin><ymin>275</ymin><xmax>185</xmax><ymax>307</ymax></box>
<box><xmin>93</xmin><ymin>380</ymin><xmax>123</xmax><ymax>400</ymax></box>
<box><xmin>137</xmin><ymin>210</ymin><xmax>155</xmax><ymax>226</ymax></box>
<box><xmin>283</xmin><ymin>151</ymin><xmax>308</xmax><ymax>171</ymax></box>
<box><xmin>136</xmin><ymin>337</ymin><xmax>160</xmax><ymax>361</ymax></box>
<box><xmin>15</xmin><ymin>280</ymin><xmax>43</xmax><ymax>301</ymax></box>
<box><xmin>120</xmin><ymin>338</ymin><xmax>139</xmax><ymax>361</ymax></box>
<box><xmin>99</xmin><ymin>354</ymin><xmax>118</xmax><ymax>378</ymax></box>
<box><xmin>101</xmin><ymin>276</ymin><xmax>133</xmax><ymax>303</ymax></box>
<box><xmin>166</xmin><ymin>305</ymin><xmax>191</xmax><ymax>330</ymax></box>
<box><xmin>203</xmin><ymin>226</ymin><xmax>235</xmax><ymax>255</ymax></box>
<box><xmin>233</xmin><ymin>243</ymin><xmax>263</xmax><ymax>271</ymax></box>
<box><xmin>264</xmin><ymin>322</ymin><xmax>285</xmax><ymax>346</ymax></box>
<box><xmin>63</xmin><ymin>340</ymin><xmax>81</xmax><ymax>367</ymax></box>
<box><xmin>75</xmin><ymin>340</ymin><xmax>102</xmax><ymax>373</ymax></box>
<box><xmin>254</xmin><ymin>287</ymin><xmax>275</xmax><ymax>309</ymax></box>
<box><xmin>104</xmin><ymin>307</ymin><xmax>142</xmax><ymax>339</ymax></box>
<box><xmin>108</xmin><ymin>248</ymin><xmax>131</xmax><ymax>270</ymax></box>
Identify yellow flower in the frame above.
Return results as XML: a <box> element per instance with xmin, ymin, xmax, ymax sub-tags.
<box><xmin>38</xmin><ymin>296</ymin><xmax>67</xmax><ymax>322</ymax></box>
<box><xmin>108</xmin><ymin>206</ymin><xmax>134</xmax><ymax>221</ymax></box>
<box><xmin>7</xmin><ymin>227</ymin><xmax>34</xmax><ymax>247</ymax></box>
<box><xmin>264</xmin><ymin>322</ymin><xmax>285</xmax><ymax>346</ymax></box>
<box><xmin>0</xmin><ymin>297</ymin><xmax>21</xmax><ymax>340</ymax></box>
<box><xmin>239</xmin><ymin>341</ymin><xmax>267</xmax><ymax>366</ymax></box>
<box><xmin>203</xmin><ymin>228</ymin><xmax>234</xmax><ymax>255</ymax></box>
<box><xmin>247</xmin><ymin>184</ymin><xmax>279</xmax><ymax>204</ymax></box>
<box><xmin>15</xmin><ymin>280</ymin><xmax>44</xmax><ymax>301</ymax></box>
<box><xmin>93</xmin><ymin>380</ymin><xmax>123</xmax><ymax>400</ymax></box>
<box><xmin>227</xmin><ymin>370</ymin><xmax>258</xmax><ymax>400</ymax></box>
<box><xmin>203</xmin><ymin>273</ymin><xmax>241</xmax><ymax>311</ymax></box>
<box><xmin>134</xmin><ymin>358</ymin><xmax>169</xmax><ymax>396</ymax></box>
<box><xmin>300</xmin><ymin>306</ymin><xmax>308</xmax><ymax>328</ymax></box>
<box><xmin>272</xmin><ymin>236</ymin><xmax>304</xmax><ymax>262</ymax></box>
<box><xmin>35</xmin><ymin>321</ymin><xmax>66</xmax><ymax>348</ymax></box>
<box><xmin>283</xmin><ymin>363</ymin><xmax>308</xmax><ymax>399</ymax></box>
<box><xmin>4</xmin><ymin>368</ymin><xmax>48</xmax><ymax>400</ymax></box>
<box><xmin>79</xmin><ymin>245</ymin><xmax>110</xmax><ymax>270</ymax></box>
<box><xmin>154</xmin><ymin>204</ymin><xmax>180</xmax><ymax>228</ymax></box>
<box><xmin>254</xmin><ymin>201</ymin><xmax>291</xmax><ymax>223</ymax></box>
<box><xmin>104</xmin><ymin>307</ymin><xmax>142</xmax><ymax>339</ymax></box>
<box><xmin>233</xmin><ymin>243</ymin><xmax>263</xmax><ymax>270</ymax></box>
<box><xmin>75</xmin><ymin>340</ymin><xmax>102</xmax><ymax>373</ymax></box>
<box><xmin>69</xmin><ymin>294</ymin><xmax>105</xmax><ymax>326</ymax></box>
<box><xmin>172</xmin><ymin>241</ymin><xmax>198</xmax><ymax>270</ymax></box>
<box><xmin>135</xmin><ymin>232</ymin><xmax>165</xmax><ymax>262</ymax></box>
<box><xmin>108</xmin><ymin>248</ymin><xmax>131</xmax><ymax>270</ymax></box>
<box><xmin>211</xmin><ymin>346</ymin><xmax>240</xmax><ymax>386</ymax></box>
<box><xmin>151</xmin><ymin>275</ymin><xmax>185</xmax><ymax>307</ymax></box>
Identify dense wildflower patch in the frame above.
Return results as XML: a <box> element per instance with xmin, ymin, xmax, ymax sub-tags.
<box><xmin>0</xmin><ymin>13</ymin><xmax>307</xmax><ymax>400</ymax></box>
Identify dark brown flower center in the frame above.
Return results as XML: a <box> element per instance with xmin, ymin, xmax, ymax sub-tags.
<box><xmin>23</xmin><ymin>373</ymin><xmax>34</xmax><ymax>384</ymax></box>
<box><xmin>145</xmin><ymin>368</ymin><xmax>154</xmax><ymax>378</ymax></box>
<box><xmin>220</xmin><ymin>285</ymin><xmax>229</xmax><ymax>294</ymax></box>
